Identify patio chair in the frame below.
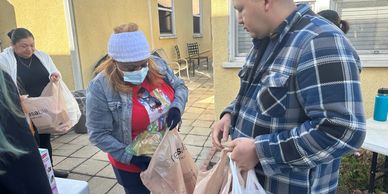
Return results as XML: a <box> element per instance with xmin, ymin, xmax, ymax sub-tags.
<box><xmin>186</xmin><ymin>42</ymin><xmax>209</xmax><ymax>75</ymax></box>
<box><xmin>174</xmin><ymin>45</ymin><xmax>191</xmax><ymax>77</ymax></box>
<box><xmin>151</xmin><ymin>48</ymin><xmax>190</xmax><ymax>80</ymax></box>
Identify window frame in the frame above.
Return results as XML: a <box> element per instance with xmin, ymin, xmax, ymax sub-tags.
<box><xmin>330</xmin><ymin>0</ymin><xmax>388</xmax><ymax>67</ymax></box>
<box><xmin>193</xmin><ymin>0</ymin><xmax>203</xmax><ymax>37</ymax></box>
<box><xmin>225</xmin><ymin>0</ymin><xmax>245</xmax><ymax>68</ymax></box>
<box><xmin>226</xmin><ymin>0</ymin><xmax>388</xmax><ymax>68</ymax></box>
<box><xmin>158</xmin><ymin>0</ymin><xmax>176</xmax><ymax>38</ymax></box>
<box><xmin>226</xmin><ymin>0</ymin><xmax>318</xmax><ymax>67</ymax></box>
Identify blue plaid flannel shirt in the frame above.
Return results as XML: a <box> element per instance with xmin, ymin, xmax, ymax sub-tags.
<box><xmin>223</xmin><ymin>4</ymin><xmax>366</xmax><ymax>194</ymax></box>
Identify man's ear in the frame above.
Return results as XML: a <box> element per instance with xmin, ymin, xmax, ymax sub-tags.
<box><xmin>263</xmin><ymin>0</ymin><xmax>273</xmax><ymax>12</ymax></box>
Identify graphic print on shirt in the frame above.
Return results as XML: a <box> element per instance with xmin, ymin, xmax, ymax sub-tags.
<box><xmin>137</xmin><ymin>87</ymin><xmax>171</xmax><ymax>130</ymax></box>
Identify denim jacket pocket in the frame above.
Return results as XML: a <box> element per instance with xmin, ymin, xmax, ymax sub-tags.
<box><xmin>256</xmin><ymin>71</ymin><xmax>290</xmax><ymax>117</ymax></box>
<box><xmin>108</xmin><ymin>101</ymin><xmax>122</xmax><ymax>122</ymax></box>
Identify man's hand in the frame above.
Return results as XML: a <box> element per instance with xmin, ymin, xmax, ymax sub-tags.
<box><xmin>50</xmin><ymin>72</ymin><xmax>61</xmax><ymax>82</ymax></box>
<box><xmin>227</xmin><ymin>137</ymin><xmax>259</xmax><ymax>171</ymax></box>
<box><xmin>212</xmin><ymin>113</ymin><xmax>232</xmax><ymax>149</ymax></box>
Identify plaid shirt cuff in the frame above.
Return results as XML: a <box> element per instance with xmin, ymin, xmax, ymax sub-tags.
<box><xmin>255</xmin><ymin>134</ymin><xmax>282</xmax><ymax>176</ymax></box>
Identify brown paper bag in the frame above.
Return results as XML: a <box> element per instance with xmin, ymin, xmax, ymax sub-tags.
<box><xmin>140</xmin><ymin>129</ymin><xmax>198</xmax><ymax>194</ymax></box>
<box><xmin>22</xmin><ymin>81</ymin><xmax>70</xmax><ymax>134</ymax></box>
<box><xmin>194</xmin><ymin>148</ymin><xmax>232</xmax><ymax>194</ymax></box>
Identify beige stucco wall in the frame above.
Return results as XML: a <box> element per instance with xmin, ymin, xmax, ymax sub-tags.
<box><xmin>149</xmin><ymin>0</ymin><xmax>212</xmax><ymax>61</ymax></box>
<box><xmin>73</xmin><ymin>0</ymin><xmax>152</xmax><ymax>87</ymax></box>
<box><xmin>0</xmin><ymin>0</ymin><xmax>74</xmax><ymax>89</ymax></box>
<box><xmin>73</xmin><ymin>0</ymin><xmax>212</xmax><ymax>87</ymax></box>
<box><xmin>211</xmin><ymin>0</ymin><xmax>240</xmax><ymax>118</ymax></box>
<box><xmin>360</xmin><ymin>68</ymin><xmax>388</xmax><ymax>118</ymax></box>
<box><xmin>0</xmin><ymin>1</ymin><xmax>17</xmax><ymax>50</ymax></box>
<box><xmin>211</xmin><ymin>0</ymin><xmax>388</xmax><ymax>119</ymax></box>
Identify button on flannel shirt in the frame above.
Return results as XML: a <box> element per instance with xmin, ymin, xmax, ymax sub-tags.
<box><xmin>223</xmin><ymin>4</ymin><xmax>366</xmax><ymax>194</ymax></box>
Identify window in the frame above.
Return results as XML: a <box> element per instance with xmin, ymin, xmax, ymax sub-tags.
<box><xmin>158</xmin><ymin>0</ymin><xmax>175</xmax><ymax>36</ymax></box>
<box><xmin>333</xmin><ymin>0</ymin><xmax>388</xmax><ymax>54</ymax></box>
<box><xmin>229</xmin><ymin>3</ymin><xmax>252</xmax><ymax>62</ymax></box>
<box><xmin>231</xmin><ymin>1</ymin><xmax>316</xmax><ymax>60</ymax></box>
<box><xmin>295</xmin><ymin>0</ymin><xmax>316</xmax><ymax>11</ymax></box>
<box><xmin>192</xmin><ymin>0</ymin><xmax>202</xmax><ymax>35</ymax></box>
<box><xmin>332</xmin><ymin>0</ymin><xmax>388</xmax><ymax>66</ymax></box>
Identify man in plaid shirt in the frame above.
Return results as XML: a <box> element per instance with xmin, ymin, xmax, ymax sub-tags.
<box><xmin>212</xmin><ymin>0</ymin><xmax>366</xmax><ymax>193</ymax></box>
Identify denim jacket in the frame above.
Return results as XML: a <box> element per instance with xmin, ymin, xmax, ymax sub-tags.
<box><xmin>86</xmin><ymin>56</ymin><xmax>188</xmax><ymax>164</ymax></box>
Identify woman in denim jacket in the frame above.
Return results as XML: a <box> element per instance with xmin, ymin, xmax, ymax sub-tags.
<box><xmin>86</xmin><ymin>23</ymin><xmax>188</xmax><ymax>194</ymax></box>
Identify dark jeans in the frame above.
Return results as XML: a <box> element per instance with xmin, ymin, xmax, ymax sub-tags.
<box><xmin>112</xmin><ymin>166</ymin><xmax>150</xmax><ymax>194</ymax></box>
<box><xmin>34</xmin><ymin>132</ymin><xmax>53</xmax><ymax>164</ymax></box>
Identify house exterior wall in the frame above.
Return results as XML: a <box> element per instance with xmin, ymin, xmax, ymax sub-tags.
<box><xmin>72</xmin><ymin>0</ymin><xmax>152</xmax><ymax>87</ymax></box>
<box><xmin>211</xmin><ymin>0</ymin><xmax>240</xmax><ymax>118</ymax></box>
<box><xmin>1</xmin><ymin>0</ymin><xmax>212</xmax><ymax>89</ymax></box>
<box><xmin>0</xmin><ymin>0</ymin><xmax>75</xmax><ymax>89</ymax></box>
<box><xmin>72</xmin><ymin>0</ymin><xmax>212</xmax><ymax>87</ymax></box>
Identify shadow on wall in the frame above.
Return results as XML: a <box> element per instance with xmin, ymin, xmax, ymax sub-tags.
<box><xmin>50</xmin><ymin>55</ymin><xmax>75</xmax><ymax>90</ymax></box>
<box><xmin>0</xmin><ymin>3</ymin><xmax>76</xmax><ymax>91</ymax></box>
<box><xmin>0</xmin><ymin>0</ymin><xmax>17</xmax><ymax>51</ymax></box>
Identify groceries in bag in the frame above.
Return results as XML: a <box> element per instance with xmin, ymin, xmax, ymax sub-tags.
<box><xmin>140</xmin><ymin>129</ymin><xmax>198</xmax><ymax>194</ymax></box>
<box><xmin>21</xmin><ymin>80</ymin><xmax>80</xmax><ymax>134</ymax></box>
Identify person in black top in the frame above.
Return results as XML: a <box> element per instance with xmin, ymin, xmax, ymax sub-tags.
<box><xmin>0</xmin><ymin>28</ymin><xmax>68</xmax><ymax>178</ymax></box>
<box><xmin>318</xmin><ymin>9</ymin><xmax>350</xmax><ymax>34</ymax></box>
<box><xmin>0</xmin><ymin>69</ymin><xmax>53</xmax><ymax>194</ymax></box>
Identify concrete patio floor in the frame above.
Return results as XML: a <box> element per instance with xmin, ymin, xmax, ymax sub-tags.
<box><xmin>51</xmin><ymin>65</ymin><xmax>215</xmax><ymax>194</ymax></box>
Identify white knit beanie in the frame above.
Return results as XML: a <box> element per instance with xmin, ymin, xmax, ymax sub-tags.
<box><xmin>107</xmin><ymin>31</ymin><xmax>150</xmax><ymax>62</ymax></box>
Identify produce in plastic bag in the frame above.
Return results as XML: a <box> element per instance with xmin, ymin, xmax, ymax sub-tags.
<box><xmin>126</xmin><ymin>121</ymin><xmax>166</xmax><ymax>156</ymax></box>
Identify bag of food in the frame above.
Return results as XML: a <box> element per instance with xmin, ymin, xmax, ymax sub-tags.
<box><xmin>22</xmin><ymin>81</ymin><xmax>70</xmax><ymax>134</ymax></box>
<box><xmin>194</xmin><ymin>148</ymin><xmax>232</xmax><ymax>194</ymax></box>
<box><xmin>140</xmin><ymin>129</ymin><xmax>198</xmax><ymax>194</ymax></box>
<box><xmin>42</xmin><ymin>80</ymin><xmax>81</xmax><ymax>128</ymax></box>
<box><xmin>228</xmin><ymin>153</ymin><xmax>266</xmax><ymax>194</ymax></box>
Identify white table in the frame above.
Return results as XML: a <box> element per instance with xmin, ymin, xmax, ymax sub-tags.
<box><xmin>55</xmin><ymin>177</ymin><xmax>89</xmax><ymax>194</ymax></box>
<box><xmin>362</xmin><ymin>118</ymin><xmax>388</xmax><ymax>194</ymax></box>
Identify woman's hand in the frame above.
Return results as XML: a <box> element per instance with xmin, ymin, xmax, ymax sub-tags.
<box><xmin>19</xmin><ymin>95</ymin><xmax>29</xmax><ymax>112</ymax></box>
<box><xmin>166</xmin><ymin>107</ymin><xmax>181</xmax><ymax>130</ymax></box>
<box><xmin>50</xmin><ymin>72</ymin><xmax>61</xmax><ymax>81</ymax></box>
<box><xmin>130</xmin><ymin>155</ymin><xmax>152</xmax><ymax>171</ymax></box>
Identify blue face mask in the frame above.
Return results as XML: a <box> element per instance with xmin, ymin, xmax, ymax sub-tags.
<box><xmin>122</xmin><ymin>67</ymin><xmax>149</xmax><ymax>85</ymax></box>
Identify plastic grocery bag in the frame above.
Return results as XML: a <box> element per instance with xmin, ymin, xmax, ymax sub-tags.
<box><xmin>22</xmin><ymin>82</ymin><xmax>70</xmax><ymax>134</ymax></box>
<box><xmin>140</xmin><ymin>129</ymin><xmax>198</xmax><ymax>194</ymax></box>
<box><xmin>193</xmin><ymin>148</ymin><xmax>232</xmax><ymax>194</ymax></box>
<box><xmin>42</xmin><ymin>80</ymin><xmax>81</xmax><ymax>128</ymax></box>
<box><xmin>22</xmin><ymin>80</ymin><xmax>80</xmax><ymax>134</ymax></box>
<box><xmin>229</xmin><ymin>153</ymin><xmax>266</xmax><ymax>194</ymax></box>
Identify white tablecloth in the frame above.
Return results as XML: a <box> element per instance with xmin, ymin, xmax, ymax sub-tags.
<box><xmin>55</xmin><ymin>177</ymin><xmax>89</xmax><ymax>194</ymax></box>
<box><xmin>362</xmin><ymin>118</ymin><xmax>388</xmax><ymax>156</ymax></box>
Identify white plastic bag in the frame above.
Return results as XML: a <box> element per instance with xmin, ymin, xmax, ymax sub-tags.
<box><xmin>23</xmin><ymin>82</ymin><xmax>70</xmax><ymax>134</ymax></box>
<box><xmin>57</xmin><ymin>80</ymin><xmax>81</xmax><ymax>128</ymax></box>
<box><xmin>42</xmin><ymin>80</ymin><xmax>81</xmax><ymax>129</ymax></box>
<box><xmin>228</xmin><ymin>154</ymin><xmax>266</xmax><ymax>194</ymax></box>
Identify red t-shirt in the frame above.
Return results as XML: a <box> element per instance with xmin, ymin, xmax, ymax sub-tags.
<box><xmin>108</xmin><ymin>79</ymin><xmax>174</xmax><ymax>172</ymax></box>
